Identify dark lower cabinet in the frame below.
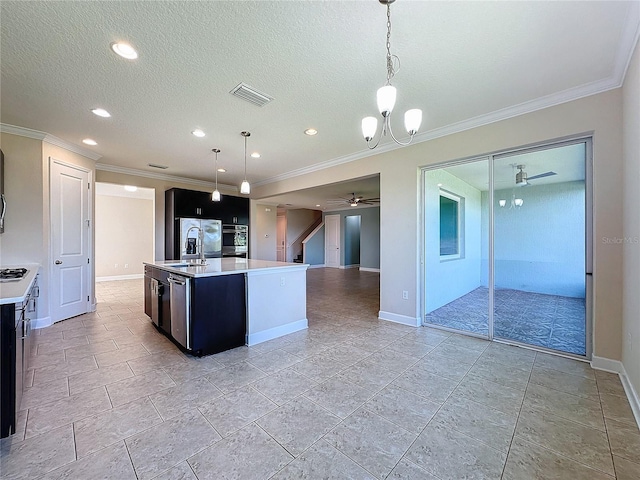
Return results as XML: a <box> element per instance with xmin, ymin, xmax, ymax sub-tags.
<box><xmin>189</xmin><ymin>274</ymin><xmax>246</xmax><ymax>356</ymax></box>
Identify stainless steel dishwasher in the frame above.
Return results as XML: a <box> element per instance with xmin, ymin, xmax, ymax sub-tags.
<box><xmin>168</xmin><ymin>273</ymin><xmax>190</xmax><ymax>349</ymax></box>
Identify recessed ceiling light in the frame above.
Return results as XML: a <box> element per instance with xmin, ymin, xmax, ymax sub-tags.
<box><xmin>111</xmin><ymin>42</ymin><xmax>138</xmax><ymax>60</ymax></box>
<box><xmin>251</xmin><ymin>152</ymin><xmax>260</xmax><ymax>158</ymax></box>
<box><xmin>437</xmin><ymin>183</ymin><xmax>443</xmax><ymax>187</ymax></box>
<box><xmin>315</xmin><ymin>204</ymin><xmax>321</xmax><ymax>207</ymax></box>
<box><xmin>124</xmin><ymin>185</ymin><xmax>137</xmax><ymax>192</ymax></box>
<box><xmin>91</xmin><ymin>108</ymin><xmax>111</xmax><ymax>118</ymax></box>
<box><xmin>217</xmin><ymin>168</ymin><xmax>226</xmax><ymax>173</ymax></box>
<box><xmin>82</xmin><ymin>138</ymin><xmax>97</xmax><ymax>146</ymax></box>
<box><xmin>192</xmin><ymin>129</ymin><xmax>205</xmax><ymax>137</ymax></box>
<box><xmin>304</xmin><ymin>128</ymin><xmax>318</xmax><ymax>136</ymax></box>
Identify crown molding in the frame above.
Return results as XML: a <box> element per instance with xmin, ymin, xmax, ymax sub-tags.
<box><xmin>95</xmin><ymin>162</ymin><xmax>239</xmax><ymax>193</ymax></box>
<box><xmin>1</xmin><ymin>123</ymin><xmax>102</xmax><ymax>161</ymax></box>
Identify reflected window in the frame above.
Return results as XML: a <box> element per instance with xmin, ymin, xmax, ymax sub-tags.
<box><xmin>440</xmin><ymin>191</ymin><xmax>462</xmax><ymax>259</ymax></box>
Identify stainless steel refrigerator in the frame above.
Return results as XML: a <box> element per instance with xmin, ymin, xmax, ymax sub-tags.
<box><xmin>179</xmin><ymin>218</ymin><xmax>222</xmax><ymax>259</ymax></box>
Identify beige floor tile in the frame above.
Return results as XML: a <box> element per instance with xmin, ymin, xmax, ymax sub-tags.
<box><xmin>256</xmin><ymin>396</ymin><xmax>341</xmax><ymax>456</ymax></box>
<box><xmin>404</xmin><ymin>326</ymin><xmax>451</xmax><ymax>346</ymax></box>
<box><xmin>600</xmin><ymin>392</ymin><xmax>638</xmax><ymax>426</ymax></box>
<box><xmin>161</xmin><ymin>359</ymin><xmax>224</xmax><ymax>384</ymax></box>
<box><xmin>272</xmin><ymin>440</ymin><xmax>376</xmax><ymax>479</ymax></box>
<box><xmin>405</xmin><ymin>421</ymin><xmax>507</xmax><ymax>480</ymax></box>
<box><xmin>430</xmin><ymin>342</ymin><xmax>484</xmax><ymax>364</ymax></box>
<box><xmin>605</xmin><ymin>417</ymin><xmax>640</xmax><ymax>464</ymax></box>
<box><xmin>339</xmin><ymin>358</ymin><xmax>402</xmax><ymax>392</ymax></box>
<box><xmin>392</xmin><ymin>368</ymin><xmax>459</xmax><ymax>404</ymax></box>
<box><xmin>198</xmin><ymin>385</ymin><xmax>278</xmax><ymax>437</ymax></box>
<box><xmin>453</xmin><ymin>374</ymin><xmax>525</xmax><ymax>416</ymax></box>
<box><xmin>503</xmin><ymin>437</ymin><xmax>614</xmax><ymax>480</ymax></box>
<box><xmin>0</xmin><ymin>424</ymin><xmax>76</xmax><ymax>480</ymax></box>
<box><xmin>534</xmin><ymin>352</ymin><xmax>595</xmax><ymax>379</ymax></box>
<box><xmin>303</xmin><ymin>375</ymin><xmax>375</xmax><ymax>419</ymax></box>
<box><xmin>151</xmin><ymin>461</ymin><xmax>198</xmax><ymax>480</ymax></box>
<box><xmin>95</xmin><ymin>343</ymin><xmax>150</xmax><ymax>367</ymax></box>
<box><xmin>523</xmin><ymin>383</ymin><xmax>605</xmax><ymax>431</ymax></box>
<box><xmin>68</xmin><ymin>361</ymin><xmax>134</xmax><ymax>395</ymax></box>
<box><xmin>252</xmin><ymin>368</ymin><xmax>317</xmax><ymax>405</ymax></box>
<box><xmin>386</xmin><ymin>336</ymin><xmax>436</xmax><ymax>358</ymax></box>
<box><xmin>433</xmin><ymin>394</ymin><xmax>517</xmax><ymax>452</ymax></box>
<box><xmin>74</xmin><ymin>396</ymin><xmax>163</xmax><ymax>458</ymax></box>
<box><xmin>31</xmin><ymin>354</ymin><xmax>98</xmax><ymax>385</ymax></box>
<box><xmin>25</xmin><ymin>350</ymin><xmax>66</xmax><ymax>370</ymax></box>
<box><xmin>515</xmin><ymin>406</ymin><xmax>614</xmax><ymax>475</ymax></box>
<box><xmin>289</xmin><ymin>353</ymin><xmax>346</xmax><ymax>382</ymax></box>
<box><xmin>319</xmin><ymin>343</ymin><xmax>373</xmax><ymax>366</ymax></box>
<box><xmin>442</xmin><ymin>333</ymin><xmax>490</xmax><ymax>352</ymax></box>
<box><xmin>324</xmin><ymin>408</ymin><xmax>416</xmax><ymax>479</ymax></box>
<box><xmin>188</xmin><ymin>423</ymin><xmax>293</xmax><ymax>480</ymax></box>
<box><xmin>478</xmin><ymin>342</ymin><xmax>536</xmax><ymax>371</ymax></box>
<box><xmin>246</xmin><ymin>348</ymin><xmax>303</xmax><ymax>374</ymax></box>
<box><xmin>25</xmin><ymin>386</ymin><xmax>112</xmax><ymax>438</ymax></box>
<box><xmin>205</xmin><ymin>361</ymin><xmax>267</xmax><ymax>393</ymax></box>
<box><xmin>595</xmin><ymin>370</ymin><xmax>627</xmax><ymax>398</ymax></box>
<box><xmin>106</xmin><ymin>369</ymin><xmax>176</xmax><ymax>407</ymax></box>
<box><xmin>149</xmin><ymin>376</ymin><xmax>223</xmax><ymax>420</ymax></box>
<box><xmin>20</xmin><ymin>377</ymin><xmax>69</xmax><ymax>410</ymax></box>
<box><xmin>418</xmin><ymin>352</ymin><xmax>474</xmax><ymax>381</ymax></box>
<box><xmin>468</xmin><ymin>356</ymin><xmax>531</xmax><ymax>390</ymax></box>
<box><xmin>64</xmin><ymin>339</ymin><xmax>118</xmax><ymax>359</ymax></box>
<box><xmin>280</xmin><ymin>338</ymin><xmax>330</xmax><ymax>358</ymax></box>
<box><xmin>364</xmin><ymin>384</ymin><xmax>440</xmax><ymax>434</ymax></box>
<box><xmin>40</xmin><ymin>441</ymin><xmax>137</xmax><ymax>479</ymax></box>
<box><xmin>529</xmin><ymin>365</ymin><xmax>599</xmax><ymax>400</ymax></box>
<box><xmin>387</xmin><ymin>458</ymin><xmax>439</xmax><ymax>479</ymax></box>
<box><xmin>613</xmin><ymin>455</ymin><xmax>640</xmax><ymax>480</ymax></box>
<box><xmin>126</xmin><ymin>351</ymin><xmax>187</xmax><ymax>375</ymax></box>
<box><xmin>36</xmin><ymin>335</ymin><xmax>89</xmax><ymax>355</ymax></box>
<box><xmin>126</xmin><ymin>409</ymin><xmax>221</xmax><ymax>480</ymax></box>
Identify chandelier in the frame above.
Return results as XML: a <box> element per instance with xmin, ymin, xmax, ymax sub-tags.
<box><xmin>362</xmin><ymin>0</ymin><xmax>422</xmax><ymax>149</ymax></box>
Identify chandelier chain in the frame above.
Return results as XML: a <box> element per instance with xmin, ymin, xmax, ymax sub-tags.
<box><xmin>386</xmin><ymin>3</ymin><xmax>393</xmax><ymax>85</ymax></box>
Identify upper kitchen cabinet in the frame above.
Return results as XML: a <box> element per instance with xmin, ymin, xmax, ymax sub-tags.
<box><xmin>220</xmin><ymin>195</ymin><xmax>249</xmax><ymax>225</ymax></box>
<box><xmin>167</xmin><ymin>188</ymin><xmax>213</xmax><ymax>218</ymax></box>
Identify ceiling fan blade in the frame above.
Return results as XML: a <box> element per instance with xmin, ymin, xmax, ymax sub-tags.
<box><xmin>527</xmin><ymin>171</ymin><xmax>557</xmax><ymax>181</ymax></box>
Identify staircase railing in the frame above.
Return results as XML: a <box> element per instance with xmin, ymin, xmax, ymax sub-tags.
<box><xmin>290</xmin><ymin>216</ymin><xmax>322</xmax><ymax>262</ymax></box>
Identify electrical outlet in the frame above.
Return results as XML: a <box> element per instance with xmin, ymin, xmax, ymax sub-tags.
<box><xmin>124</xmin><ymin>264</ymin><xmax>129</xmax><ymax>269</ymax></box>
<box><xmin>114</xmin><ymin>263</ymin><xmax>118</xmax><ymax>268</ymax></box>
<box><xmin>280</xmin><ymin>277</ymin><xmax>286</xmax><ymax>287</ymax></box>
<box><xmin>402</xmin><ymin>290</ymin><xmax>409</xmax><ymax>300</ymax></box>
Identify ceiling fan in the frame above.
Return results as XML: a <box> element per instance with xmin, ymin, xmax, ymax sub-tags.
<box><xmin>325</xmin><ymin>193</ymin><xmax>380</xmax><ymax>208</ymax></box>
<box><xmin>515</xmin><ymin>164</ymin><xmax>557</xmax><ymax>186</ymax></box>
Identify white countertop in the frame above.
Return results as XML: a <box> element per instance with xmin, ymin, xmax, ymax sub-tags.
<box><xmin>146</xmin><ymin>258</ymin><xmax>309</xmax><ymax>278</ymax></box>
<box><xmin>0</xmin><ymin>264</ymin><xmax>40</xmax><ymax>305</ymax></box>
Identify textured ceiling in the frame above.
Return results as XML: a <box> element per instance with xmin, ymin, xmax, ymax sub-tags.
<box><xmin>1</xmin><ymin>1</ymin><xmax>638</xmax><ymax>207</ymax></box>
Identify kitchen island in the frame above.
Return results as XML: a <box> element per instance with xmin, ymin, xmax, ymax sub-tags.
<box><xmin>143</xmin><ymin>258</ymin><xmax>309</xmax><ymax>355</ymax></box>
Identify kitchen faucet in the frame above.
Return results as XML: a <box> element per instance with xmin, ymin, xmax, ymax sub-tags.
<box><xmin>184</xmin><ymin>226</ymin><xmax>207</xmax><ymax>265</ymax></box>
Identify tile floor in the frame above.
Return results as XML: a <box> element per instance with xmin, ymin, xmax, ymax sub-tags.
<box><xmin>426</xmin><ymin>287</ymin><xmax>586</xmax><ymax>355</ymax></box>
<box><xmin>1</xmin><ymin>268</ymin><xmax>638</xmax><ymax>479</ymax></box>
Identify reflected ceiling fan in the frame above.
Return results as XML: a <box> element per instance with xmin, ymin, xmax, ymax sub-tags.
<box><xmin>326</xmin><ymin>193</ymin><xmax>380</xmax><ymax>207</ymax></box>
<box><xmin>515</xmin><ymin>164</ymin><xmax>557</xmax><ymax>186</ymax></box>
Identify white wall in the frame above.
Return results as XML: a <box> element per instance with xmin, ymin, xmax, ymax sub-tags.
<box><xmin>622</xmin><ymin>40</ymin><xmax>640</xmax><ymax>407</ymax></box>
<box><xmin>254</xmin><ymin>89</ymin><xmax>624</xmax><ymax>359</ymax></box>
<box><xmin>481</xmin><ymin>181</ymin><xmax>586</xmax><ymax>297</ymax></box>
<box><xmin>425</xmin><ymin>170</ymin><xmax>482</xmax><ymax>312</ymax></box>
<box><xmin>95</xmin><ymin>193</ymin><xmax>154</xmax><ymax>278</ymax></box>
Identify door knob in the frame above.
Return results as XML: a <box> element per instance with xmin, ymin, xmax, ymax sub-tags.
<box><xmin>55</xmin><ymin>260</ymin><xmax>62</xmax><ymax>265</ymax></box>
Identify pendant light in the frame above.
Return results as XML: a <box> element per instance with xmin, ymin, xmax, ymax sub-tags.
<box><xmin>240</xmin><ymin>131</ymin><xmax>251</xmax><ymax>195</ymax></box>
<box><xmin>212</xmin><ymin>148</ymin><xmax>221</xmax><ymax>202</ymax></box>
<box><xmin>361</xmin><ymin>0</ymin><xmax>422</xmax><ymax>149</ymax></box>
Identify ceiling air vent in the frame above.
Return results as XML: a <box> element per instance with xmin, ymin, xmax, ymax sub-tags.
<box><xmin>230</xmin><ymin>83</ymin><xmax>273</xmax><ymax>107</ymax></box>
<box><xmin>147</xmin><ymin>163</ymin><xmax>168</xmax><ymax>169</ymax></box>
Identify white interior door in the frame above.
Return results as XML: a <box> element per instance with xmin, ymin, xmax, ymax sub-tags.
<box><xmin>51</xmin><ymin>159</ymin><xmax>90</xmax><ymax>322</ymax></box>
<box><xmin>276</xmin><ymin>215</ymin><xmax>286</xmax><ymax>262</ymax></box>
<box><xmin>325</xmin><ymin>214</ymin><xmax>340</xmax><ymax>268</ymax></box>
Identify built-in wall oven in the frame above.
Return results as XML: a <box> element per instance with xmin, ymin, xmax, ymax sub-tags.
<box><xmin>222</xmin><ymin>224</ymin><xmax>248</xmax><ymax>258</ymax></box>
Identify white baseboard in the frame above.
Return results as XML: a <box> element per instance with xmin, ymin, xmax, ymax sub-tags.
<box><xmin>246</xmin><ymin>318</ymin><xmax>308</xmax><ymax>346</ymax></box>
<box><xmin>96</xmin><ymin>274</ymin><xmax>144</xmax><ymax>282</ymax></box>
<box><xmin>307</xmin><ymin>264</ymin><xmax>326</xmax><ymax>269</ymax></box>
<box><xmin>591</xmin><ymin>356</ymin><xmax>640</xmax><ymax>428</ymax></box>
<box><xmin>32</xmin><ymin>316</ymin><xmax>52</xmax><ymax>329</ymax></box>
<box><xmin>359</xmin><ymin>267</ymin><xmax>380</xmax><ymax>273</ymax></box>
<box><xmin>339</xmin><ymin>264</ymin><xmax>360</xmax><ymax>270</ymax></box>
<box><xmin>378</xmin><ymin>311</ymin><xmax>421</xmax><ymax>327</ymax></box>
